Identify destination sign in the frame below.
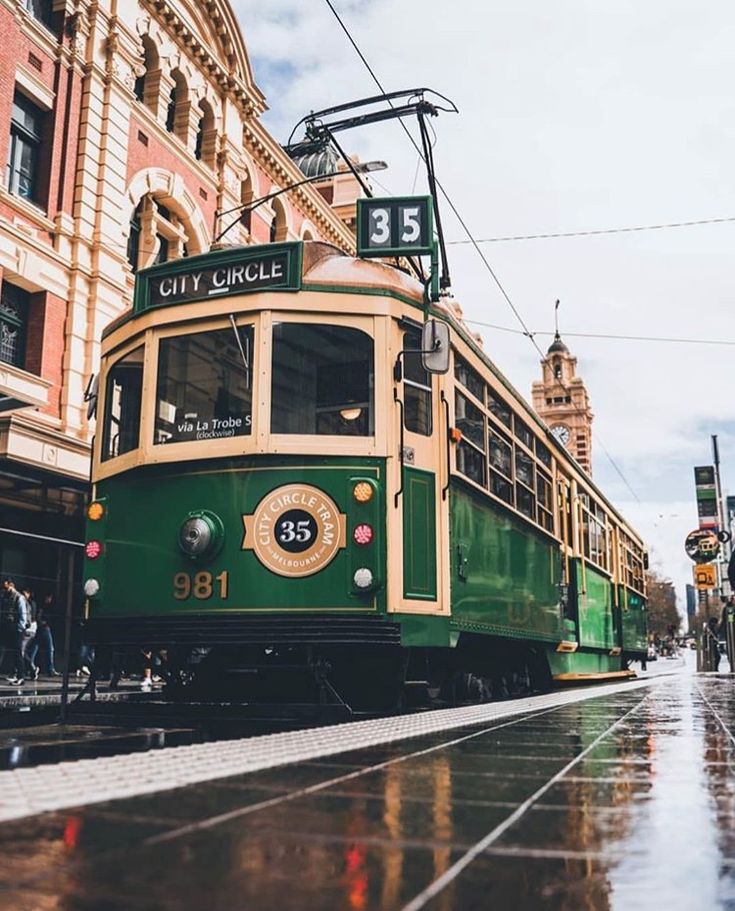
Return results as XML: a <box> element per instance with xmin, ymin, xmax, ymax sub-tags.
<box><xmin>134</xmin><ymin>244</ymin><xmax>302</xmax><ymax>314</ymax></box>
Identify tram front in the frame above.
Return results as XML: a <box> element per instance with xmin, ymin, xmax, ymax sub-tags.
<box><xmin>82</xmin><ymin>241</ymin><xmax>449</xmax><ymax>706</ymax></box>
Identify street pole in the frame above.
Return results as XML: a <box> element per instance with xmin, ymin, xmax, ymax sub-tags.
<box><xmin>712</xmin><ymin>435</ymin><xmax>730</xmax><ymax>597</ymax></box>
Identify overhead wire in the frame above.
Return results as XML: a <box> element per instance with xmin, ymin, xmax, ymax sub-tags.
<box><xmin>322</xmin><ymin>0</ymin><xmax>640</xmax><ymax>502</ymax></box>
<box><xmin>463</xmin><ymin>320</ymin><xmax>735</xmax><ymax>347</ymax></box>
<box><xmin>448</xmin><ymin>214</ymin><xmax>735</xmax><ymax>245</ymax></box>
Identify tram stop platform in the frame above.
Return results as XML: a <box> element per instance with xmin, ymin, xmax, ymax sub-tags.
<box><xmin>0</xmin><ymin>659</ymin><xmax>732</xmax><ymax>910</ymax></box>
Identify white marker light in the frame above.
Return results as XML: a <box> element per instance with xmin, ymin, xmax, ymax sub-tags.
<box><xmin>84</xmin><ymin>578</ymin><xmax>100</xmax><ymax>597</ymax></box>
<box><xmin>353</xmin><ymin>567</ymin><xmax>374</xmax><ymax>589</ymax></box>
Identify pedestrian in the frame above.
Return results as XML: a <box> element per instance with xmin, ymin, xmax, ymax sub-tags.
<box><xmin>707</xmin><ymin>616</ymin><xmax>721</xmax><ymax>672</ymax></box>
<box><xmin>0</xmin><ymin>579</ymin><xmax>17</xmax><ymax>673</ymax></box>
<box><xmin>20</xmin><ymin>588</ymin><xmax>38</xmax><ymax>681</ymax></box>
<box><xmin>2</xmin><ymin>580</ymin><xmax>29</xmax><ymax>685</ymax></box>
<box><xmin>27</xmin><ymin>593</ymin><xmax>60</xmax><ymax>677</ymax></box>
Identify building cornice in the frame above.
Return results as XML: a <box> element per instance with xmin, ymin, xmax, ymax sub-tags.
<box><xmin>243</xmin><ymin>120</ymin><xmax>356</xmax><ymax>253</ymax></box>
<box><xmin>143</xmin><ymin>0</ymin><xmax>266</xmax><ymax>117</ymax></box>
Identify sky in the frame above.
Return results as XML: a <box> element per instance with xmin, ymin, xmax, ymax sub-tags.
<box><xmin>232</xmin><ymin>0</ymin><xmax>735</xmax><ymax>613</ymax></box>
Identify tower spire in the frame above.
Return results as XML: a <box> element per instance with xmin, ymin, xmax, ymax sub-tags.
<box><xmin>554</xmin><ymin>298</ymin><xmax>560</xmax><ymax>339</ymax></box>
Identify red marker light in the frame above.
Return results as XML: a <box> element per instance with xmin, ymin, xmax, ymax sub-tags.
<box><xmin>353</xmin><ymin>524</ymin><xmax>373</xmax><ymax>546</ymax></box>
<box><xmin>85</xmin><ymin>540</ymin><xmax>103</xmax><ymax>560</ymax></box>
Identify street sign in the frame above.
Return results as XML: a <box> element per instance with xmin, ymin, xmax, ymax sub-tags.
<box><xmin>694</xmin><ymin>564</ymin><xmax>717</xmax><ymax>590</ymax></box>
<box><xmin>684</xmin><ymin>528</ymin><xmax>720</xmax><ymax>564</ymax></box>
<box><xmin>694</xmin><ymin>465</ymin><xmax>719</xmax><ymax>530</ymax></box>
<box><xmin>357</xmin><ymin>196</ymin><xmax>434</xmax><ymax>258</ymax></box>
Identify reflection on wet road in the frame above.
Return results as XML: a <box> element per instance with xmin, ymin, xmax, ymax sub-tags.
<box><xmin>0</xmin><ymin>674</ymin><xmax>733</xmax><ymax>910</ymax></box>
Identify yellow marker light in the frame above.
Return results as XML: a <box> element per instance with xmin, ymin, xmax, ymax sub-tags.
<box><xmin>87</xmin><ymin>502</ymin><xmax>105</xmax><ymax>522</ymax></box>
<box><xmin>353</xmin><ymin>482</ymin><xmax>373</xmax><ymax>504</ymax></box>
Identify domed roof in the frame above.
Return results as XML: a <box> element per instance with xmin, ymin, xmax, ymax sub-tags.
<box><xmin>547</xmin><ymin>331</ymin><xmax>569</xmax><ymax>355</ymax></box>
<box><xmin>287</xmin><ymin>141</ymin><xmax>339</xmax><ymax>179</ymax></box>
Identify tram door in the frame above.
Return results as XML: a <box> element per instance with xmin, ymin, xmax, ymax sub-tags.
<box><xmin>389</xmin><ymin>322</ymin><xmax>450</xmax><ymax>616</ymax></box>
<box><xmin>556</xmin><ymin>475</ymin><xmax>577</xmax><ymax>639</ymax></box>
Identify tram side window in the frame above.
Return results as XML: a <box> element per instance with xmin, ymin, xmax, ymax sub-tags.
<box><xmin>271</xmin><ymin>323</ymin><xmax>374</xmax><ymax>435</ymax></box>
<box><xmin>102</xmin><ymin>346</ymin><xmax>144</xmax><ymax>461</ymax></box>
<box><xmin>403</xmin><ymin>329</ymin><xmax>432</xmax><ymax>436</ymax></box>
<box><xmin>154</xmin><ymin>326</ymin><xmax>254</xmax><ymax>445</ymax></box>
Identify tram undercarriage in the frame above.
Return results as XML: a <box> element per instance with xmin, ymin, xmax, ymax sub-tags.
<box><xmin>93</xmin><ymin>633</ymin><xmax>557</xmax><ymax>714</ymax></box>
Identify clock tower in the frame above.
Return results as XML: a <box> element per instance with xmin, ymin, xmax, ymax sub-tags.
<box><xmin>531</xmin><ymin>331</ymin><xmax>594</xmax><ymax>474</ymax></box>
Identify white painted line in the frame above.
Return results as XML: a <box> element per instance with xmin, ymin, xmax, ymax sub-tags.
<box><xmin>0</xmin><ymin>676</ymin><xmax>662</xmax><ymax>824</ymax></box>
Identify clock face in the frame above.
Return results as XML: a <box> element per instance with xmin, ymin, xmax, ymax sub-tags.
<box><xmin>551</xmin><ymin>424</ymin><xmax>570</xmax><ymax>446</ymax></box>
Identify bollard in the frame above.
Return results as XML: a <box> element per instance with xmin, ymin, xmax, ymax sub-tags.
<box><xmin>725</xmin><ymin>605</ymin><xmax>735</xmax><ymax>673</ymax></box>
<box><xmin>698</xmin><ymin>629</ymin><xmax>717</xmax><ymax>673</ymax></box>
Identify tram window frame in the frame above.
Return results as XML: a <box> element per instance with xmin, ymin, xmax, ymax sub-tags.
<box><xmin>579</xmin><ymin>493</ymin><xmax>610</xmax><ymax>572</ymax></box>
<box><xmin>101</xmin><ymin>345</ymin><xmax>144</xmax><ymax>462</ymax></box>
<box><xmin>454</xmin><ymin>354</ymin><xmax>485</xmax><ymax>405</ymax></box>
<box><xmin>271</xmin><ymin>322</ymin><xmax>375</xmax><ymax>437</ymax></box>
<box><xmin>451</xmin><ymin>353</ymin><xmax>565</xmax><ymax>537</ymax></box>
<box><xmin>153</xmin><ymin>324</ymin><xmax>255</xmax><ymax>446</ymax></box>
<box><xmin>402</xmin><ymin>328</ymin><xmax>432</xmax><ymax>436</ymax></box>
<box><xmin>455</xmin><ymin>390</ymin><xmax>485</xmax><ymax>451</ymax></box>
<box><xmin>488</xmin><ymin>388</ymin><xmax>512</xmax><ymax>429</ymax></box>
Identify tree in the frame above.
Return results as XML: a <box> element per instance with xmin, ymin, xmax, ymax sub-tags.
<box><xmin>645</xmin><ymin>570</ymin><xmax>681</xmax><ymax>636</ymax></box>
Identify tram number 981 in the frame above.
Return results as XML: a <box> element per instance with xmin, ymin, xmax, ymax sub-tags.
<box><xmin>174</xmin><ymin>570</ymin><xmax>229</xmax><ymax>600</ymax></box>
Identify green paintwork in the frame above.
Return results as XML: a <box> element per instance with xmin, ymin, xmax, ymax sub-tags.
<box><xmin>548</xmin><ymin>648</ymin><xmax>626</xmax><ymax>677</ymax></box>
<box><xmin>84</xmin><ymin>456</ymin><xmax>385</xmax><ymax>617</ymax></box>
<box><xmin>575</xmin><ymin>561</ymin><xmax>615</xmax><ymax>650</ymax></box>
<box><xmin>621</xmin><ymin>588</ymin><xmax>648</xmax><ymax>653</ymax></box>
<box><xmin>402</xmin><ymin>467</ymin><xmax>437</xmax><ymax>600</ymax></box>
<box><xmin>448</xmin><ymin>480</ymin><xmax>562</xmax><ymax>642</ymax></box>
<box><xmin>393</xmin><ymin>614</ymin><xmax>456</xmax><ymax>648</ymax></box>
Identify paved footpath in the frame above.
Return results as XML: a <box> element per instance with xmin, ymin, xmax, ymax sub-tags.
<box><xmin>0</xmin><ymin>669</ymin><xmax>732</xmax><ymax>910</ymax></box>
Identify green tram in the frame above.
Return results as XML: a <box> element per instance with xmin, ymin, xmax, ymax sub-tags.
<box><xmin>82</xmin><ymin>239</ymin><xmax>647</xmax><ymax>708</ymax></box>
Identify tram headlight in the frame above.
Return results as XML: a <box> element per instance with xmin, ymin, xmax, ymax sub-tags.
<box><xmin>353</xmin><ymin>567</ymin><xmax>374</xmax><ymax>589</ymax></box>
<box><xmin>353</xmin><ymin>524</ymin><xmax>373</xmax><ymax>546</ymax></box>
<box><xmin>84</xmin><ymin>578</ymin><xmax>100</xmax><ymax>597</ymax></box>
<box><xmin>353</xmin><ymin>482</ymin><xmax>373</xmax><ymax>504</ymax></box>
<box><xmin>178</xmin><ymin>511</ymin><xmax>224</xmax><ymax>559</ymax></box>
<box><xmin>85</xmin><ymin>540</ymin><xmax>103</xmax><ymax>560</ymax></box>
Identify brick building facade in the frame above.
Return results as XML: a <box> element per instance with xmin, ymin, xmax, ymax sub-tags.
<box><xmin>0</xmin><ymin>0</ymin><xmax>355</xmax><ymax>614</ymax></box>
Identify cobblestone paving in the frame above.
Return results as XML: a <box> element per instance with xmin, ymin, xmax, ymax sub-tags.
<box><xmin>0</xmin><ymin>673</ymin><xmax>732</xmax><ymax>910</ymax></box>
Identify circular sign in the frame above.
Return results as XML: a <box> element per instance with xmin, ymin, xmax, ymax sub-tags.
<box><xmin>684</xmin><ymin>528</ymin><xmax>720</xmax><ymax>564</ymax></box>
<box><xmin>246</xmin><ymin>484</ymin><xmax>345</xmax><ymax>577</ymax></box>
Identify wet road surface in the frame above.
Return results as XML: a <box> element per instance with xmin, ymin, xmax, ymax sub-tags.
<box><xmin>0</xmin><ymin>672</ymin><xmax>732</xmax><ymax>910</ymax></box>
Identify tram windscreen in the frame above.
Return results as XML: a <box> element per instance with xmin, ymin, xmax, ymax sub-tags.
<box><xmin>154</xmin><ymin>326</ymin><xmax>254</xmax><ymax>444</ymax></box>
<box><xmin>101</xmin><ymin>346</ymin><xmax>144</xmax><ymax>461</ymax></box>
<box><xmin>271</xmin><ymin>323</ymin><xmax>374</xmax><ymax>435</ymax></box>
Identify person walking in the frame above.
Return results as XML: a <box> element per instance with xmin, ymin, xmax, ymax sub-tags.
<box><xmin>27</xmin><ymin>593</ymin><xmax>60</xmax><ymax>677</ymax></box>
<box><xmin>3</xmin><ymin>580</ymin><xmax>29</xmax><ymax>686</ymax></box>
<box><xmin>20</xmin><ymin>588</ymin><xmax>38</xmax><ymax>681</ymax></box>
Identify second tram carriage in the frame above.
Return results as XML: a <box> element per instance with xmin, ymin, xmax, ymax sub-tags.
<box><xmin>82</xmin><ymin>239</ymin><xmax>647</xmax><ymax>708</ymax></box>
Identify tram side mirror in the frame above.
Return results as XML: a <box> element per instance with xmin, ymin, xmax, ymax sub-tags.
<box><xmin>84</xmin><ymin>373</ymin><xmax>99</xmax><ymax>420</ymax></box>
<box><xmin>643</xmin><ymin>552</ymin><xmax>649</xmax><ymax>571</ymax></box>
<box><xmin>421</xmin><ymin>320</ymin><xmax>450</xmax><ymax>374</ymax></box>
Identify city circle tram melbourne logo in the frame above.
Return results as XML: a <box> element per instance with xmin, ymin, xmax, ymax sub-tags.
<box><xmin>241</xmin><ymin>484</ymin><xmax>347</xmax><ymax>577</ymax></box>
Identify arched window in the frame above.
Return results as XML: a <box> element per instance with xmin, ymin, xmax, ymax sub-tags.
<box><xmin>134</xmin><ymin>35</ymin><xmax>159</xmax><ymax>107</ymax></box>
<box><xmin>127</xmin><ymin>195</ymin><xmax>192</xmax><ymax>273</ymax></box>
<box><xmin>166</xmin><ymin>70</ymin><xmax>187</xmax><ymax>139</ymax></box>
<box><xmin>240</xmin><ymin>173</ymin><xmax>253</xmax><ymax>233</ymax></box>
<box><xmin>270</xmin><ymin>198</ymin><xmax>287</xmax><ymax>243</ymax></box>
<box><xmin>194</xmin><ymin>99</ymin><xmax>216</xmax><ymax>166</ymax></box>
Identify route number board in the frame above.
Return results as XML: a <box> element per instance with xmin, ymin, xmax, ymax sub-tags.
<box><xmin>357</xmin><ymin>196</ymin><xmax>434</xmax><ymax>258</ymax></box>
